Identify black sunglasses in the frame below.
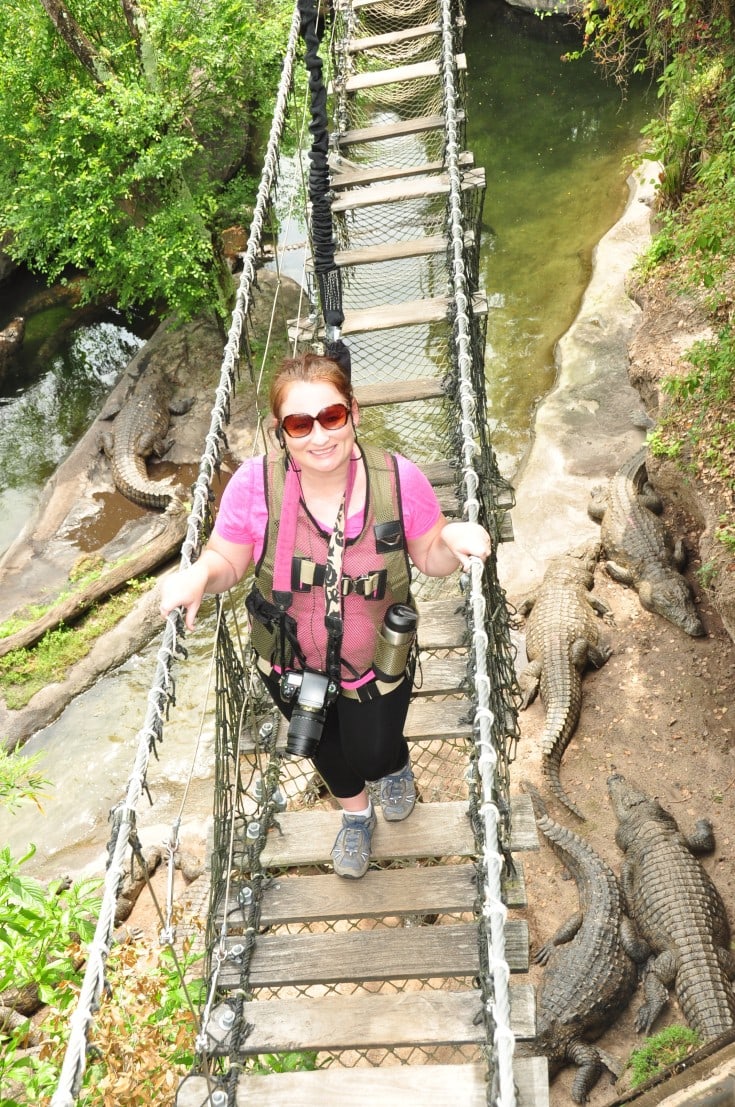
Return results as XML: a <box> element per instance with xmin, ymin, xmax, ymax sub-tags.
<box><xmin>280</xmin><ymin>403</ymin><xmax>351</xmax><ymax>439</ymax></box>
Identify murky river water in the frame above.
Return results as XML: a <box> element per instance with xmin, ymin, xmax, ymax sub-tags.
<box><xmin>0</xmin><ymin>5</ymin><xmax>651</xmax><ymax>878</ymax></box>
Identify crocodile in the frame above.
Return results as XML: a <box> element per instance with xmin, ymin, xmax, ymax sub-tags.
<box><xmin>99</xmin><ymin>371</ymin><xmax>193</xmax><ymax>509</ymax></box>
<box><xmin>608</xmin><ymin>772</ymin><xmax>735</xmax><ymax>1040</ymax></box>
<box><xmin>524</xmin><ymin>782</ymin><xmax>641</xmax><ymax>1103</ymax></box>
<box><xmin>518</xmin><ymin>541</ymin><xmax>612</xmax><ymax>819</ymax></box>
<box><xmin>588</xmin><ymin>446</ymin><xmax>704</xmax><ymax>636</ymax></box>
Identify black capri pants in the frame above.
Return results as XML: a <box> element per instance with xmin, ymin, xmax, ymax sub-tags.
<box><xmin>260</xmin><ymin>670</ymin><xmax>412</xmax><ymax>800</ymax></box>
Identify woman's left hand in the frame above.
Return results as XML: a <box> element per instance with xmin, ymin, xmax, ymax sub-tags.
<box><xmin>440</xmin><ymin>521</ymin><xmax>493</xmax><ymax>571</ymax></box>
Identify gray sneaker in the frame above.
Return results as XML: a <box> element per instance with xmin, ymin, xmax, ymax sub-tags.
<box><xmin>379</xmin><ymin>760</ymin><xmax>416</xmax><ymax>821</ymax></box>
<box><xmin>331</xmin><ymin>809</ymin><xmax>377</xmax><ymax>879</ymax></box>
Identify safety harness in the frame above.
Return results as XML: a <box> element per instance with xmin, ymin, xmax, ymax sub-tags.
<box><xmin>245</xmin><ymin>441</ymin><xmax>413</xmax><ymax>690</ymax></box>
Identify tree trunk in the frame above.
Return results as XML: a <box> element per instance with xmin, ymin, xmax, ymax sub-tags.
<box><xmin>0</xmin><ymin>510</ymin><xmax>188</xmax><ymax>659</ymax></box>
<box><xmin>35</xmin><ymin>0</ymin><xmax>112</xmax><ymax>84</ymax></box>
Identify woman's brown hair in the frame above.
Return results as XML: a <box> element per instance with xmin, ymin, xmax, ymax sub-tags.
<box><xmin>270</xmin><ymin>352</ymin><xmax>353</xmax><ymax>420</ymax></box>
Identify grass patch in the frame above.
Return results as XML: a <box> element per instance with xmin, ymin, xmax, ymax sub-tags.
<box><xmin>0</xmin><ymin>578</ymin><xmax>154</xmax><ymax>710</ymax></box>
<box><xmin>0</xmin><ymin>554</ymin><xmax>134</xmax><ymax>641</ymax></box>
<box><xmin>627</xmin><ymin>1025</ymin><xmax>701</xmax><ymax>1088</ymax></box>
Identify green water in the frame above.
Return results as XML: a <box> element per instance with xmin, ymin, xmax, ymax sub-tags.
<box><xmin>466</xmin><ymin>1</ymin><xmax>652</xmax><ymax>475</ymax></box>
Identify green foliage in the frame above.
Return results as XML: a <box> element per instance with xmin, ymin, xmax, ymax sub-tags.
<box><xmin>0</xmin><ymin>845</ymin><xmax>102</xmax><ymax>1101</ymax></box>
<box><xmin>0</xmin><ymin>0</ymin><xmax>293</xmax><ymax>319</ymax></box>
<box><xmin>0</xmin><ymin>748</ymin><xmax>49</xmax><ymax>813</ymax></box>
<box><xmin>627</xmin><ymin>1024</ymin><xmax>700</xmax><ymax>1087</ymax></box>
<box><xmin>251</xmin><ymin>1050</ymin><xmax>320</xmax><ymax>1074</ymax></box>
<box><xmin>716</xmin><ymin>514</ymin><xmax>735</xmax><ymax>553</ymax></box>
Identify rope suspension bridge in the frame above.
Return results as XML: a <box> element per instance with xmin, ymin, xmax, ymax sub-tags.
<box><xmin>52</xmin><ymin>0</ymin><xmax>550</xmax><ymax>1103</ymax></box>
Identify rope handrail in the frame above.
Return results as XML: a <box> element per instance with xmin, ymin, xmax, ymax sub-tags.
<box><xmin>50</xmin><ymin>2</ymin><xmax>526</xmax><ymax>1101</ymax></box>
<box><xmin>49</xmin><ymin>6</ymin><xmax>303</xmax><ymax>1102</ymax></box>
<box><xmin>440</xmin><ymin>1</ymin><xmax>516</xmax><ymax>1103</ymax></box>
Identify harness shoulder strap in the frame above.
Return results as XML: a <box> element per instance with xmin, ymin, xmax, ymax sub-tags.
<box><xmin>360</xmin><ymin>442</ymin><xmax>412</xmax><ymax>605</ymax></box>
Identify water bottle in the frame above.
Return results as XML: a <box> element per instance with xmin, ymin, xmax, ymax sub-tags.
<box><xmin>373</xmin><ymin>603</ymin><xmax>418</xmax><ymax>682</ymax></box>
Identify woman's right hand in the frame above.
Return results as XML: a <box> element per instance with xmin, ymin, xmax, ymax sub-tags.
<box><xmin>159</xmin><ymin>563</ymin><xmax>208</xmax><ymax>631</ymax></box>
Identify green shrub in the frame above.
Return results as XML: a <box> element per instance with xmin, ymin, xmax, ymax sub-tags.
<box><xmin>627</xmin><ymin>1024</ymin><xmax>701</xmax><ymax>1088</ymax></box>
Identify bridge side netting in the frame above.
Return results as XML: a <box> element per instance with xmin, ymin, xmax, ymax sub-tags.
<box><xmin>194</xmin><ymin>0</ymin><xmax>522</xmax><ymax>1099</ymax></box>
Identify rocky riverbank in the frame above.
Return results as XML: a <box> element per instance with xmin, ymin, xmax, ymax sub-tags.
<box><xmin>504</xmin><ymin>163</ymin><xmax>735</xmax><ymax>1105</ymax></box>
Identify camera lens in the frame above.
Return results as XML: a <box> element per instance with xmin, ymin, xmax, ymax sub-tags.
<box><xmin>286</xmin><ymin>708</ymin><xmax>324</xmax><ymax>759</ymax></box>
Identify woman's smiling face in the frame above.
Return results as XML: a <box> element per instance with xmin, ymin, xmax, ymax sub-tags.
<box><xmin>277</xmin><ymin>379</ymin><xmax>358</xmax><ymax>476</ymax></box>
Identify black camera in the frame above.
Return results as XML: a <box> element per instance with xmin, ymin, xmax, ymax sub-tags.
<box><xmin>280</xmin><ymin>669</ymin><xmax>337</xmax><ymax>758</ymax></box>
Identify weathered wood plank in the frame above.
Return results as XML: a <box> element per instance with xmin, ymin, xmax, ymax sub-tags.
<box><xmin>331</xmin><ymin>230</ymin><xmax>474</xmax><ymax>268</ymax></box>
<box><xmin>219</xmin><ymin>918</ymin><xmax>528</xmax><ymax>987</ymax></box>
<box><xmin>354</xmin><ymin>376</ymin><xmax>445</xmax><ymax>405</ymax></box>
<box><xmin>420</xmin><ymin>460</ymin><xmax>457</xmax><ymax>485</ymax></box>
<box><xmin>328</xmin><ymin>55</ymin><xmax>466</xmax><ymax>94</ymax></box>
<box><xmin>177</xmin><ymin>1058</ymin><xmax>548</xmax><ymax>1107</ymax></box>
<box><xmin>331</xmin><ymin>166</ymin><xmax>485</xmax><ymax>211</ymax></box>
<box><xmin>510</xmin><ymin>791</ymin><xmax>540</xmax><ymax>852</ymax></box>
<box><xmin>345</xmin><ymin>21</ymin><xmax>441</xmax><ymax>54</ymax></box>
<box><xmin>330</xmin><ymin>151</ymin><xmax>473</xmax><ymax>190</ymax></box>
<box><xmin>218</xmin><ymin>856</ymin><xmax>525</xmax><ymax>928</ymax></box>
<box><xmin>336</xmin><ymin>110</ymin><xmax>464</xmax><ymax>147</ymax></box>
<box><xmin>412</xmin><ymin>653</ymin><xmax>467</xmax><ymax>695</ymax></box>
<box><xmin>255</xmin><ymin>800</ymin><xmax>475</xmax><ymax>869</ymax></box>
<box><xmin>204</xmin><ymin>985</ymin><xmax>535</xmax><ymax>1054</ymax></box>
<box><xmin>244</xmin><ymin>864</ymin><xmax>477</xmax><ymax>925</ymax></box>
<box><xmin>236</xmin><ymin>799</ymin><xmax>533</xmax><ymax>870</ymax></box>
<box><xmin>288</xmin><ymin>291</ymin><xmax>488</xmax><ymax>341</ymax></box>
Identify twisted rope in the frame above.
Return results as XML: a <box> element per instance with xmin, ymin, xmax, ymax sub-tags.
<box><xmin>440</xmin><ymin>1</ymin><xmax>516</xmax><ymax>1104</ymax></box>
<box><xmin>49</xmin><ymin>7</ymin><xmax>303</xmax><ymax>1103</ymax></box>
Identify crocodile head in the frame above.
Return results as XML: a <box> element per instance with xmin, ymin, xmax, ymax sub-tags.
<box><xmin>638</xmin><ymin>576</ymin><xmax>704</xmax><ymax>637</ymax></box>
<box><xmin>569</xmin><ymin>539</ymin><xmax>602</xmax><ymax>572</ymax></box>
<box><xmin>607</xmin><ymin>773</ymin><xmax>649</xmax><ymax>821</ymax></box>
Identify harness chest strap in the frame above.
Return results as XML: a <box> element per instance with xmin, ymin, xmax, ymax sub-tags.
<box><xmin>250</xmin><ymin>442</ymin><xmax>412</xmax><ymax>677</ymax></box>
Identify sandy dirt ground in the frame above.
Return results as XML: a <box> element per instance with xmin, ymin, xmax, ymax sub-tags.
<box><xmin>512</xmin><ymin>272</ymin><xmax>735</xmax><ymax>1105</ymax></box>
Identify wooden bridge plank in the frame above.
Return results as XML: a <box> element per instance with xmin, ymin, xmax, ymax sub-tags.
<box><xmin>218</xmin><ymin>857</ymin><xmax>526</xmax><ymax>929</ymax></box>
<box><xmin>241</xmin><ymin>698</ymin><xmax>470</xmax><ymax>755</ymax></box>
<box><xmin>288</xmin><ymin>291</ymin><xmax>488</xmax><ymax>340</ymax></box>
<box><xmin>178</xmin><ymin>1059</ymin><xmax>548</xmax><ymax>1107</ymax></box>
<box><xmin>209</xmin><ymin>985</ymin><xmax>536</xmax><ymax>1052</ymax></box>
<box><xmin>354</xmin><ymin>376</ymin><xmax>444</xmax><ymax>405</ymax></box>
<box><xmin>329</xmin><ymin>54</ymin><xmax>466</xmax><ymax>94</ymax></box>
<box><xmin>345</xmin><ymin>21</ymin><xmax>441</xmax><ymax>54</ymax></box>
<box><xmin>335</xmin><ymin>109</ymin><xmax>465</xmax><ymax>147</ymax></box>
<box><xmin>331</xmin><ymin>166</ymin><xmax>484</xmax><ymax>211</ymax></box>
<box><xmin>332</xmin><ymin>230</ymin><xmax>474</xmax><ymax>268</ymax></box>
<box><xmin>256</xmin><ymin>864</ymin><xmax>477</xmax><ymax>925</ymax></box>
<box><xmin>411</xmin><ymin>653</ymin><xmax>466</xmax><ymax>695</ymax></box>
<box><xmin>238</xmin><ymin>799</ymin><xmax>534</xmax><ymax>870</ymax></box>
<box><xmin>330</xmin><ymin>151</ymin><xmax>473</xmax><ymax>190</ymax></box>
<box><xmin>220</xmin><ymin>919</ymin><xmax>529</xmax><ymax>987</ymax></box>
<box><xmin>256</xmin><ymin>800</ymin><xmax>474</xmax><ymax>869</ymax></box>
<box><xmin>419</xmin><ymin>460</ymin><xmax>457</xmax><ymax>485</ymax></box>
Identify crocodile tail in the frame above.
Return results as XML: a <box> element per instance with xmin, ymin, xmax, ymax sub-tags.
<box><xmin>543</xmin><ymin>741</ymin><xmax>586</xmax><ymax>820</ymax></box>
<box><xmin>522</xmin><ymin>781</ymin><xmax>595</xmax><ymax>872</ymax></box>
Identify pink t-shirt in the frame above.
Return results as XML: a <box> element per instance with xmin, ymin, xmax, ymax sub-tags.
<box><xmin>214</xmin><ymin>452</ymin><xmax>442</xmax><ymax>558</ymax></box>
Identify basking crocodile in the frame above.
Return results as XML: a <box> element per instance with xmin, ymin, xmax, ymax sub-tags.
<box><xmin>608</xmin><ymin>773</ymin><xmax>735</xmax><ymax>1040</ymax></box>
<box><xmin>518</xmin><ymin>542</ymin><xmax>612</xmax><ymax>819</ymax></box>
<box><xmin>99</xmin><ymin>371</ymin><xmax>193</xmax><ymax>509</ymax></box>
<box><xmin>524</xmin><ymin>783</ymin><xmax>640</xmax><ymax>1103</ymax></box>
<box><xmin>588</xmin><ymin>447</ymin><xmax>704</xmax><ymax>636</ymax></box>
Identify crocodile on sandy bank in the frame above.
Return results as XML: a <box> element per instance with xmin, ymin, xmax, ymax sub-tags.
<box><xmin>518</xmin><ymin>542</ymin><xmax>612</xmax><ymax>820</ymax></box>
<box><xmin>588</xmin><ymin>446</ymin><xmax>704</xmax><ymax>637</ymax></box>
<box><xmin>99</xmin><ymin>370</ymin><xmax>193</xmax><ymax>509</ymax></box>
<box><xmin>608</xmin><ymin>772</ymin><xmax>735</xmax><ymax>1041</ymax></box>
<box><xmin>524</xmin><ymin>782</ymin><xmax>641</xmax><ymax>1103</ymax></box>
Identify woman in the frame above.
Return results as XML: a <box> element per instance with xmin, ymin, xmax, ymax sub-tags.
<box><xmin>159</xmin><ymin>353</ymin><xmax>492</xmax><ymax>879</ymax></box>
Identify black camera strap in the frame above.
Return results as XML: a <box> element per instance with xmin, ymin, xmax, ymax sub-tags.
<box><xmin>323</xmin><ymin>489</ymin><xmax>347</xmax><ymax>687</ymax></box>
